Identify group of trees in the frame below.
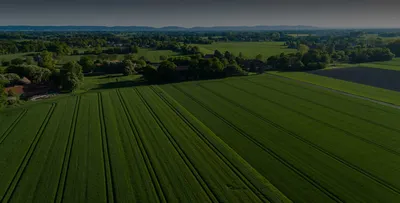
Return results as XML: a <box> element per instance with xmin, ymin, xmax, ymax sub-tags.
<box><xmin>267</xmin><ymin>46</ymin><xmax>395</xmax><ymax>71</ymax></box>
<box><xmin>143</xmin><ymin>52</ymin><xmax>246</xmax><ymax>83</ymax></box>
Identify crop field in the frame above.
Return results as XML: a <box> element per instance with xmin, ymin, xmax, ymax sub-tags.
<box><xmin>193</xmin><ymin>42</ymin><xmax>296</xmax><ymax>60</ymax></box>
<box><xmin>2</xmin><ymin>74</ymin><xmax>400</xmax><ymax>202</ymax></box>
<box><xmin>0</xmin><ymin>86</ymin><xmax>288</xmax><ymax>203</ymax></box>
<box><xmin>270</xmin><ymin>71</ymin><xmax>400</xmax><ymax>106</ymax></box>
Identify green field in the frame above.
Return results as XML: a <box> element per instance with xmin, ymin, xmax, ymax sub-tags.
<box><xmin>287</xmin><ymin>34</ymin><xmax>314</xmax><ymax>37</ymax></box>
<box><xmin>360</xmin><ymin>58</ymin><xmax>400</xmax><ymax>71</ymax></box>
<box><xmin>0</xmin><ymin>52</ymin><xmax>36</xmax><ymax>61</ymax></box>
<box><xmin>270</xmin><ymin>71</ymin><xmax>400</xmax><ymax>106</ymax></box>
<box><xmin>193</xmin><ymin>42</ymin><xmax>296</xmax><ymax>60</ymax></box>
<box><xmin>2</xmin><ymin>74</ymin><xmax>400</xmax><ymax>202</ymax></box>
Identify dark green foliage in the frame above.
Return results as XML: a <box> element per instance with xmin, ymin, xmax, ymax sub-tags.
<box><xmin>47</xmin><ymin>42</ymin><xmax>72</xmax><ymax>56</ymax></box>
<box><xmin>11</xmin><ymin>58</ymin><xmax>24</xmax><ymax>65</ymax></box>
<box><xmin>142</xmin><ymin>65</ymin><xmax>158</xmax><ymax>82</ymax></box>
<box><xmin>60</xmin><ymin>62</ymin><xmax>84</xmax><ymax>91</ymax></box>
<box><xmin>27</xmin><ymin>67</ymin><xmax>52</xmax><ymax>84</ymax></box>
<box><xmin>25</xmin><ymin>56</ymin><xmax>35</xmax><ymax>65</ymax></box>
<box><xmin>79</xmin><ymin>56</ymin><xmax>95</xmax><ymax>73</ymax></box>
<box><xmin>224</xmin><ymin>63</ymin><xmax>245</xmax><ymax>76</ymax></box>
<box><xmin>122</xmin><ymin>60</ymin><xmax>135</xmax><ymax>76</ymax></box>
<box><xmin>0</xmin><ymin>82</ymin><xmax>5</xmax><ymax>109</ymax></box>
<box><xmin>0</xmin><ymin>73</ymin><xmax>20</xmax><ymax>86</ymax></box>
<box><xmin>38</xmin><ymin>51</ymin><xmax>56</xmax><ymax>70</ymax></box>
<box><xmin>5</xmin><ymin>65</ymin><xmax>51</xmax><ymax>85</ymax></box>
<box><xmin>130</xmin><ymin>45</ymin><xmax>139</xmax><ymax>53</ymax></box>
<box><xmin>347</xmin><ymin>48</ymin><xmax>395</xmax><ymax>63</ymax></box>
<box><xmin>157</xmin><ymin>60</ymin><xmax>177</xmax><ymax>81</ymax></box>
<box><xmin>387</xmin><ymin>40</ymin><xmax>400</xmax><ymax>57</ymax></box>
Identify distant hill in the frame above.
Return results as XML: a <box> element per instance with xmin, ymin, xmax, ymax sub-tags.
<box><xmin>0</xmin><ymin>25</ymin><xmax>320</xmax><ymax>32</ymax></box>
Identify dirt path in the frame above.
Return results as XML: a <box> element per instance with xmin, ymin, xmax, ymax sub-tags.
<box><xmin>267</xmin><ymin>73</ymin><xmax>400</xmax><ymax>110</ymax></box>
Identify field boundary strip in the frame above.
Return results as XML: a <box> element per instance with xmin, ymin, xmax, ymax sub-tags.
<box><xmin>151</xmin><ymin>85</ymin><xmax>284</xmax><ymax>203</ymax></box>
<box><xmin>0</xmin><ymin>109</ymin><xmax>28</xmax><ymax>145</ymax></box>
<box><xmin>54</xmin><ymin>96</ymin><xmax>81</xmax><ymax>203</ymax></box>
<box><xmin>0</xmin><ymin>103</ymin><xmax>57</xmax><ymax>203</ymax></box>
<box><xmin>227</xmin><ymin>80</ymin><xmax>400</xmax><ymax>157</ymax></box>
<box><xmin>115</xmin><ymin>89</ymin><xmax>167</xmax><ymax>203</ymax></box>
<box><xmin>198</xmin><ymin>83</ymin><xmax>400</xmax><ymax>196</ymax></box>
<box><xmin>243</xmin><ymin>78</ymin><xmax>400</xmax><ymax>134</ymax></box>
<box><xmin>98</xmin><ymin>92</ymin><xmax>116</xmax><ymax>203</ymax></box>
<box><xmin>265</xmin><ymin>73</ymin><xmax>400</xmax><ymax>111</ymax></box>
<box><xmin>135</xmin><ymin>88</ymin><xmax>219</xmax><ymax>203</ymax></box>
<box><xmin>171</xmin><ymin>84</ymin><xmax>343</xmax><ymax>202</ymax></box>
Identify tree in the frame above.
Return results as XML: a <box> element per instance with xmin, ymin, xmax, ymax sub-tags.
<box><xmin>79</xmin><ymin>56</ymin><xmax>95</xmax><ymax>73</ymax></box>
<box><xmin>25</xmin><ymin>56</ymin><xmax>35</xmax><ymax>65</ymax></box>
<box><xmin>0</xmin><ymin>82</ymin><xmax>6</xmax><ymax>109</ymax></box>
<box><xmin>38</xmin><ymin>51</ymin><xmax>55</xmax><ymax>70</ymax></box>
<box><xmin>124</xmin><ymin>54</ymin><xmax>136</xmax><ymax>61</ymax></box>
<box><xmin>28</xmin><ymin>67</ymin><xmax>52</xmax><ymax>84</ymax></box>
<box><xmin>255</xmin><ymin>54</ymin><xmax>263</xmax><ymax>60</ymax></box>
<box><xmin>157</xmin><ymin>60</ymin><xmax>177</xmax><ymax>81</ymax></box>
<box><xmin>142</xmin><ymin>65</ymin><xmax>158</xmax><ymax>82</ymax></box>
<box><xmin>298</xmin><ymin>44</ymin><xmax>310</xmax><ymax>54</ymax></box>
<box><xmin>224</xmin><ymin>63</ymin><xmax>245</xmax><ymax>76</ymax></box>
<box><xmin>387</xmin><ymin>40</ymin><xmax>400</xmax><ymax>57</ymax></box>
<box><xmin>214</xmin><ymin>50</ymin><xmax>223</xmax><ymax>59</ymax></box>
<box><xmin>60</xmin><ymin>62</ymin><xmax>84</xmax><ymax>92</ymax></box>
<box><xmin>122</xmin><ymin>60</ymin><xmax>135</xmax><ymax>76</ymax></box>
<box><xmin>130</xmin><ymin>45</ymin><xmax>139</xmax><ymax>53</ymax></box>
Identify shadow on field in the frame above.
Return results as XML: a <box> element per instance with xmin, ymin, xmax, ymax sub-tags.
<box><xmin>311</xmin><ymin>66</ymin><xmax>400</xmax><ymax>92</ymax></box>
<box><xmin>92</xmin><ymin>79</ymin><xmax>149</xmax><ymax>90</ymax></box>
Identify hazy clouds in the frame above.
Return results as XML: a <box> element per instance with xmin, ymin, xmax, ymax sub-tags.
<box><xmin>0</xmin><ymin>0</ymin><xmax>399</xmax><ymax>28</ymax></box>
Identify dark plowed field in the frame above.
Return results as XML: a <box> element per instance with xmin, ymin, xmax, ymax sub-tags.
<box><xmin>311</xmin><ymin>67</ymin><xmax>400</xmax><ymax>92</ymax></box>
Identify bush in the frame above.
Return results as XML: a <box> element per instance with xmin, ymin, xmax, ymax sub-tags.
<box><xmin>0</xmin><ymin>73</ymin><xmax>20</xmax><ymax>86</ymax></box>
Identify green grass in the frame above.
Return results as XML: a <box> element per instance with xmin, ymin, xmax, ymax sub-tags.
<box><xmin>270</xmin><ymin>71</ymin><xmax>400</xmax><ymax>106</ymax></box>
<box><xmin>193</xmin><ymin>42</ymin><xmax>296</xmax><ymax>60</ymax></box>
<box><xmin>359</xmin><ymin>58</ymin><xmax>400</xmax><ymax>71</ymax></box>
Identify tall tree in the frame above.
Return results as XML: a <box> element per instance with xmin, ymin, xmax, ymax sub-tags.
<box><xmin>38</xmin><ymin>51</ymin><xmax>55</xmax><ymax>70</ymax></box>
<box><xmin>60</xmin><ymin>61</ymin><xmax>84</xmax><ymax>92</ymax></box>
<box><xmin>79</xmin><ymin>56</ymin><xmax>95</xmax><ymax>73</ymax></box>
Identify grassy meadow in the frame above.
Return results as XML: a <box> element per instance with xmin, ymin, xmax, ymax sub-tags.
<box><xmin>193</xmin><ymin>42</ymin><xmax>296</xmax><ymax>60</ymax></box>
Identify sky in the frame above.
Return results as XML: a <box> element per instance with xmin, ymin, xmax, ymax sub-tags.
<box><xmin>0</xmin><ymin>0</ymin><xmax>399</xmax><ymax>28</ymax></box>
